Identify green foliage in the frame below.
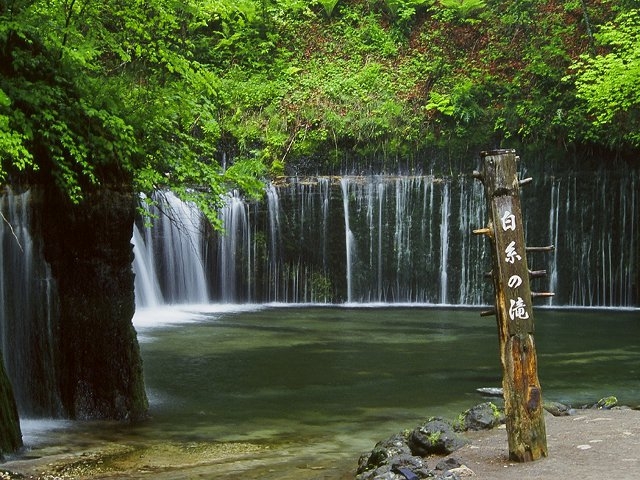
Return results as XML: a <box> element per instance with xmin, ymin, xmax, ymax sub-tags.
<box><xmin>0</xmin><ymin>0</ymin><xmax>266</xmax><ymax>219</ymax></box>
<box><xmin>438</xmin><ymin>0</ymin><xmax>487</xmax><ymax>21</ymax></box>
<box><xmin>385</xmin><ymin>0</ymin><xmax>435</xmax><ymax>22</ymax></box>
<box><xmin>310</xmin><ymin>272</ymin><xmax>333</xmax><ymax>302</ymax></box>
<box><xmin>0</xmin><ymin>89</ymin><xmax>33</xmax><ymax>181</ymax></box>
<box><xmin>571</xmin><ymin>9</ymin><xmax>640</xmax><ymax>147</ymax></box>
<box><xmin>222</xmin><ymin>158</ymin><xmax>267</xmax><ymax>200</ymax></box>
<box><xmin>318</xmin><ymin>0</ymin><xmax>341</xmax><ymax>17</ymax></box>
<box><xmin>1</xmin><ymin>0</ymin><xmax>637</xmax><ymax>207</ymax></box>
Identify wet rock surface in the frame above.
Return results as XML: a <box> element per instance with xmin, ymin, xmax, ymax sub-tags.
<box><xmin>356</xmin><ymin>403</ymin><xmax>507</xmax><ymax>479</ymax></box>
<box><xmin>39</xmin><ymin>185</ymin><xmax>148</xmax><ymax>421</ymax></box>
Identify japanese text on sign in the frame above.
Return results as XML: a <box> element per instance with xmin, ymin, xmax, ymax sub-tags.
<box><xmin>505</xmin><ymin>241</ymin><xmax>522</xmax><ymax>264</ymax></box>
<box><xmin>508</xmin><ymin>275</ymin><xmax>523</xmax><ymax>288</ymax></box>
<box><xmin>509</xmin><ymin>297</ymin><xmax>530</xmax><ymax>320</ymax></box>
<box><xmin>501</xmin><ymin>210</ymin><xmax>516</xmax><ymax>231</ymax></box>
<box><xmin>499</xmin><ymin>208</ymin><xmax>530</xmax><ymax>323</ymax></box>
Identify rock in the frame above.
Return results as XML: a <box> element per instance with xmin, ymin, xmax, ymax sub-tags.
<box><xmin>434</xmin><ymin>471</ymin><xmax>461</xmax><ymax>480</ymax></box>
<box><xmin>0</xmin><ymin>358</ymin><xmax>22</xmax><ymax>456</ymax></box>
<box><xmin>447</xmin><ymin>465</ymin><xmax>475</xmax><ymax>477</ymax></box>
<box><xmin>391</xmin><ymin>462</ymin><xmax>430</xmax><ymax>480</ymax></box>
<box><xmin>357</xmin><ymin>433</ymin><xmax>413</xmax><ymax>474</ymax></box>
<box><xmin>596</xmin><ymin>396</ymin><xmax>618</xmax><ymax>409</ymax></box>
<box><xmin>475</xmin><ymin>387</ymin><xmax>503</xmax><ymax>397</ymax></box>
<box><xmin>435</xmin><ymin>457</ymin><xmax>463</xmax><ymax>471</ymax></box>
<box><xmin>408</xmin><ymin>418</ymin><xmax>469</xmax><ymax>456</ymax></box>
<box><xmin>544</xmin><ymin>401</ymin><xmax>575</xmax><ymax>416</ymax></box>
<box><xmin>356</xmin><ymin>433</ymin><xmax>431</xmax><ymax>480</ymax></box>
<box><xmin>456</xmin><ymin>402</ymin><xmax>504</xmax><ymax>431</ymax></box>
<box><xmin>40</xmin><ymin>185</ymin><xmax>148</xmax><ymax>420</ymax></box>
<box><xmin>391</xmin><ymin>466</ymin><xmax>419</xmax><ymax>480</ymax></box>
<box><xmin>356</xmin><ymin>454</ymin><xmax>431</xmax><ymax>480</ymax></box>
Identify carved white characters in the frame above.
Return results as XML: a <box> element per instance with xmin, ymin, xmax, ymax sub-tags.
<box><xmin>501</xmin><ymin>210</ymin><xmax>517</xmax><ymax>231</ymax></box>
<box><xmin>509</xmin><ymin>297</ymin><xmax>530</xmax><ymax>321</ymax></box>
<box><xmin>505</xmin><ymin>241</ymin><xmax>522</xmax><ymax>264</ymax></box>
<box><xmin>500</xmin><ymin>209</ymin><xmax>530</xmax><ymax>323</ymax></box>
<box><xmin>507</xmin><ymin>274</ymin><xmax>523</xmax><ymax>288</ymax></box>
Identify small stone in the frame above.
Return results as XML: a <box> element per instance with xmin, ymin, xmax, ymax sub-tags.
<box><xmin>448</xmin><ymin>465</ymin><xmax>475</xmax><ymax>477</ymax></box>
<box><xmin>436</xmin><ymin>457</ymin><xmax>463</xmax><ymax>471</ymax></box>
<box><xmin>544</xmin><ymin>401</ymin><xmax>574</xmax><ymax>417</ymax></box>
<box><xmin>435</xmin><ymin>471</ymin><xmax>461</xmax><ymax>480</ymax></box>
<box><xmin>476</xmin><ymin>387</ymin><xmax>503</xmax><ymax>397</ymax></box>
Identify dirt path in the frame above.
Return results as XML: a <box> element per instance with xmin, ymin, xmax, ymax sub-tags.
<box><xmin>452</xmin><ymin>408</ymin><xmax>640</xmax><ymax>479</ymax></box>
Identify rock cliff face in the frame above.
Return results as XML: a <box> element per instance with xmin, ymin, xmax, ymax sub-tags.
<box><xmin>0</xmin><ymin>354</ymin><xmax>21</xmax><ymax>456</ymax></box>
<box><xmin>38</xmin><ymin>185</ymin><xmax>148</xmax><ymax>420</ymax></box>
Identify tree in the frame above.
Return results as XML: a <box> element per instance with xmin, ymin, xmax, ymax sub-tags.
<box><xmin>570</xmin><ymin>9</ymin><xmax>640</xmax><ymax>148</ymax></box>
<box><xmin>0</xmin><ymin>0</ymin><xmax>266</xmax><ymax>226</ymax></box>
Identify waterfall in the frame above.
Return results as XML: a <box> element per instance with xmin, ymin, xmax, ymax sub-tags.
<box><xmin>131</xmin><ymin>169</ymin><xmax>639</xmax><ymax>308</ymax></box>
<box><xmin>132</xmin><ymin>192</ymin><xmax>209</xmax><ymax>307</ymax></box>
<box><xmin>320</xmin><ymin>177</ymin><xmax>330</xmax><ymax>273</ymax></box>
<box><xmin>377</xmin><ymin>182</ymin><xmax>384</xmax><ymax>301</ymax></box>
<box><xmin>266</xmin><ymin>183</ymin><xmax>282</xmax><ymax>301</ymax></box>
<box><xmin>340</xmin><ymin>178</ymin><xmax>354</xmax><ymax>302</ymax></box>
<box><xmin>439</xmin><ymin>181</ymin><xmax>450</xmax><ymax>304</ymax></box>
<box><xmin>548</xmin><ymin>180</ymin><xmax>560</xmax><ymax>304</ymax></box>
<box><xmin>535</xmin><ymin>170</ymin><xmax>640</xmax><ymax>307</ymax></box>
<box><xmin>131</xmin><ymin>224</ymin><xmax>164</xmax><ymax>308</ymax></box>
<box><xmin>457</xmin><ymin>178</ymin><xmax>488</xmax><ymax>305</ymax></box>
<box><xmin>0</xmin><ymin>188</ymin><xmax>62</xmax><ymax>417</ymax></box>
<box><xmin>217</xmin><ymin>191</ymin><xmax>251</xmax><ymax>303</ymax></box>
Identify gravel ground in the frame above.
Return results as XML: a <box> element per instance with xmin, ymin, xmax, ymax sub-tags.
<box><xmin>452</xmin><ymin>408</ymin><xmax>640</xmax><ymax>480</ymax></box>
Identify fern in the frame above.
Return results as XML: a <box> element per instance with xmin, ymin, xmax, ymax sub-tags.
<box><xmin>439</xmin><ymin>0</ymin><xmax>486</xmax><ymax>18</ymax></box>
<box><xmin>318</xmin><ymin>0</ymin><xmax>340</xmax><ymax>17</ymax></box>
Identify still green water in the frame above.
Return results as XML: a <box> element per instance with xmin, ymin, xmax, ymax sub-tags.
<box><xmin>137</xmin><ymin>306</ymin><xmax>640</xmax><ymax>440</ymax></box>
<box><xmin>140</xmin><ymin>306</ymin><xmax>505</xmax><ymax>444</ymax></box>
<box><xmin>17</xmin><ymin>306</ymin><xmax>640</xmax><ymax>477</ymax></box>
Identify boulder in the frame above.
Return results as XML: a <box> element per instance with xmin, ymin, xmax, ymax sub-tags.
<box><xmin>357</xmin><ymin>433</ymin><xmax>430</xmax><ymax>480</ymax></box>
<box><xmin>40</xmin><ymin>185</ymin><xmax>148</xmax><ymax>420</ymax></box>
<box><xmin>357</xmin><ymin>453</ymin><xmax>430</xmax><ymax>480</ymax></box>
<box><xmin>357</xmin><ymin>433</ymin><xmax>413</xmax><ymax>473</ymax></box>
<box><xmin>408</xmin><ymin>418</ymin><xmax>468</xmax><ymax>456</ymax></box>
<box><xmin>456</xmin><ymin>402</ymin><xmax>504</xmax><ymax>431</ymax></box>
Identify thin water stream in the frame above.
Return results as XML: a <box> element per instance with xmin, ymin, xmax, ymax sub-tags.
<box><xmin>11</xmin><ymin>305</ymin><xmax>640</xmax><ymax>479</ymax></box>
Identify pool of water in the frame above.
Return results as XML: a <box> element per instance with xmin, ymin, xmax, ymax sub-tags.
<box><xmin>13</xmin><ymin>305</ymin><xmax>640</xmax><ymax>478</ymax></box>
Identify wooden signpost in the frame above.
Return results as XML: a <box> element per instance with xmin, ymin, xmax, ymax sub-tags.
<box><xmin>473</xmin><ymin>149</ymin><xmax>551</xmax><ymax>462</ymax></box>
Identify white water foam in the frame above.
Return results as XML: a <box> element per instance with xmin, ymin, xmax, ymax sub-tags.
<box><xmin>133</xmin><ymin>304</ymin><xmax>266</xmax><ymax>333</ymax></box>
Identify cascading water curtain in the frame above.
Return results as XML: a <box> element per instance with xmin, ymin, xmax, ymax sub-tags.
<box><xmin>132</xmin><ymin>191</ymin><xmax>210</xmax><ymax>307</ymax></box>
<box><xmin>0</xmin><ymin>188</ymin><xmax>63</xmax><ymax>417</ymax></box>
<box><xmin>132</xmin><ymin>169</ymin><xmax>639</xmax><ymax>307</ymax></box>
